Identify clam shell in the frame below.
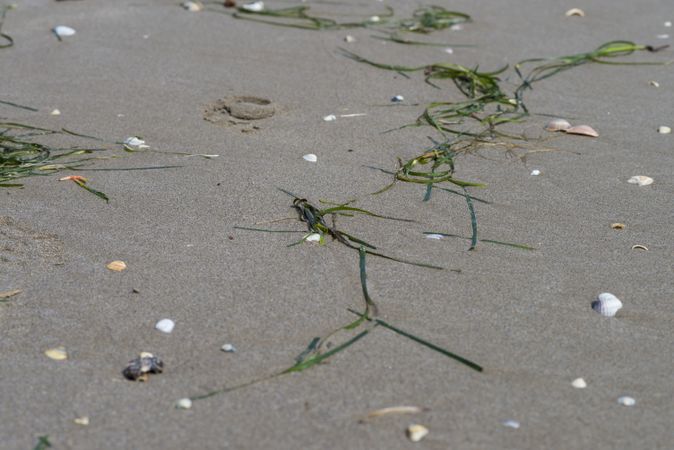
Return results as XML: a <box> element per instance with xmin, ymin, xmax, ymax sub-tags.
<box><xmin>627</xmin><ymin>175</ymin><xmax>653</xmax><ymax>186</ymax></box>
<box><xmin>50</xmin><ymin>109</ymin><xmax>61</xmax><ymax>116</ymax></box>
<box><xmin>302</xmin><ymin>153</ymin><xmax>317</xmax><ymax>162</ymax></box>
<box><xmin>406</xmin><ymin>424</ymin><xmax>429</xmax><ymax>442</ymax></box>
<box><xmin>53</xmin><ymin>26</ymin><xmax>76</xmax><ymax>37</ymax></box>
<box><xmin>45</xmin><ymin>347</ymin><xmax>68</xmax><ymax>361</ymax></box>
<box><xmin>544</xmin><ymin>118</ymin><xmax>571</xmax><ymax>132</ymax></box>
<box><xmin>565</xmin><ymin>125</ymin><xmax>598</xmax><ymax>137</ymax></box>
<box><xmin>106</xmin><ymin>260</ymin><xmax>127</xmax><ymax>272</ymax></box>
<box><xmin>591</xmin><ymin>292</ymin><xmax>623</xmax><ymax>317</ymax></box>
<box><xmin>565</xmin><ymin>8</ymin><xmax>585</xmax><ymax>17</ymax></box>
<box><xmin>155</xmin><ymin>319</ymin><xmax>175</xmax><ymax>334</ymax></box>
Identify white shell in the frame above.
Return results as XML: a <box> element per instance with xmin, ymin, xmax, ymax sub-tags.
<box><xmin>322</xmin><ymin>114</ymin><xmax>336</xmax><ymax>122</ymax></box>
<box><xmin>344</xmin><ymin>35</ymin><xmax>356</xmax><ymax>43</ymax></box>
<box><xmin>241</xmin><ymin>1</ymin><xmax>264</xmax><ymax>12</ymax></box>
<box><xmin>45</xmin><ymin>347</ymin><xmax>68</xmax><ymax>361</ymax></box>
<box><xmin>369</xmin><ymin>16</ymin><xmax>381</xmax><ymax>23</ymax></box>
<box><xmin>391</xmin><ymin>95</ymin><xmax>404</xmax><ymax>102</ymax></box>
<box><xmin>544</xmin><ymin>118</ymin><xmax>571</xmax><ymax>132</ymax></box>
<box><xmin>502</xmin><ymin>419</ymin><xmax>520</xmax><ymax>429</ymax></box>
<box><xmin>176</xmin><ymin>398</ymin><xmax>193</xmax><ymax>409</ymax></box>
<box><xmin>302</xmin><ymin>153</ymin><xmax>317</xmax><ymax>162</ymax></box>
<box><xmin>591</xmin><ymin>292</ymin><xmax>623</xmax><ymax>317</ymax></box>
<box><xmin>123</xmin><ymin>137</ymin><xmax>150</xmax><ymax>149</ymax></box>
<box><xmin>449</xmin><ymin>24</ymin><xmax>463</xmax><ymax>31</ymax></box>
<box><xmin>50</xmin><ymin>109</ymin><xmax>61</xmax><ymax>116</ymax></box>
<box><xmin>627</xmin><ymin>175</ymin><xmax>654</xmax><ymax>186</ymax></box>
<box><xmin>444</xmin><ymin>47</ymin><xmax>454</xmax><ymax>54</ymax></box>
<box><xmin>155</xmin><ymin>319</ymin><xmax>175</xmax><ymax>334</ymax></box>
<box><xmin>631</xmin><ymin>244</ymin><xmax>648</xmax><ymax>251</ymax></box>
<box><xmin>571</xmin><ymin>378</ymin><xmax>587</xmax><ymax>389</ymax></box>
<box><xmin>617</xmin><ymin>396</ymin><xmax>636</xmax><ymax>406</ymax></box>
<box><xmin>53</xmin><ymin>26</ymin><xmax>76</xmax><ymax>37</ymax></box>
<box><xmin>657</xmin><ymin>126</ymin><xmax>671</xmax><ymax>134</ymax></box>
<box><xmin>305</xmin><ymin>233</ymin><xmax>321</xmax><ymax>243</ymax></box>
<box><xmin>221</xmin><ymin>343</ymin><xmax>237</xmax><ymax>352</ymax></box>
<box><xmin>181</xmin><ymin>1</ymin><xmax>203</xmax><ymax>11</ymax></box>
<box><xmin>565</xmin><ymin>8</ymin><xmax>585</xmax><ymax>17</ymax></box>
<box><xmin>425</xmin><ymin>234</ymin><xmax>444</xmax><ymax>240</ymax></box>
<box><xmin>649</xmin><ymin>80</ymin><xmax>660</xmax><ymax>87</ymax></box>
<box><xmin>565</xmin><ymin>125</ymin><xmax>598</xmax><ymax>137</ymax></box>
<box><xmin>106</xmin><ymin>260</ymin><xmax>127</xmax><ymax>272</ymax></box>
<box><xmin>406</xmin><ymin>424</ymin><xmax>428</xmax><ymax>442</ymax></box>
<box><xmin>530</xmin><ymin>169</ymin><xmax>541</xmax><ymax>176</ymax></box>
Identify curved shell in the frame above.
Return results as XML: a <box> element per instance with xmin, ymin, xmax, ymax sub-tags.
<box><xmin>106</xmin><ymin>260</ymin><xmax>127</xmax><ymax>272</ymax></box>
<box><xmin>627</xmin><ymin>175</ymin><xmax>653</xmax><ymax>186</ymax></box>
<box><xmin>591</xmin><ymin>292</ymin><xmax>623</xmax><ymax>317</ymax></box>
<box><xmin>544</xmin><ymin>118</ymin><xmax>571</xmax><ymax>132</ymax></box>
<box><xmin>53</xmin><ymin>26</ymin><xmax>76</xmax><ymax>37</ymax></box>
<box><xmin>303</xmin><ymin>153</ymin><xmax>318</xmax><ymax>162</ymax></box>
<box><xmin>565</xmin><ymin>125</ymin><xmax>598</xmax><ymax>137</ymax></box>
<box><xmin>565</xmin><ymin>8</ymin><xmax>585</xmax><ymax>17</ymax></box>
<box><xmin>406</xmin><ymin>424</ymin><xmax>429</xmax><ymax>442</ymax></box>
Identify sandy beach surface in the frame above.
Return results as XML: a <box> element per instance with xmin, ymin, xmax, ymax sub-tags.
<box><xmin>1</xmin><ymin>0</ymin><xmax>673</xmax><ymax>448</ymax></box>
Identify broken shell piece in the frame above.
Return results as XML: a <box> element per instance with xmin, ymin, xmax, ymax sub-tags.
<box><xmin>181</xmin><ymin>1</ymin><xmax>203</xmax><ymax>11</ymax></box>
<box><xmin>530</xmin><ymin>169</ymin><xmax>541</xmax><ymax>176</ymax></box>
<box><xmin>305</xmin><ymin>233</ymin><xmax>321</xmax><ymax>243</ymax></box>
<box><xmin>123</xmin><ymin>352</ymin><xmax>164</xmax><ymax>381</ymax></box>
<box><xmin>53</xmin><ymin>26</ymin><xmax>76</xmax><ymax>38</ymax></box>
<box><xmin>45</xmin><ymin>347</ymin><xmax>68</xmax><ymax>361</ymax></box>
<box><xmin>106</xmin><ymin>260</ymin><xmax>127</xmax><ymax>272</ymax></box>
<box><xmin>611</xmin><ymin>223</ymin><xmax>625</xmax><ymax>230</ymax></box>
<box><xmin>565</xmin><ymin>125</ymin><xmax>598</xmax><ymax>137</ymax></box>
<box><xmin>73</xmin><ymin>416</ymin><xmax>89</xmax><ymax>426</ymax></box>
<box><xmin>592</xmin><ymin>292</ymin><xmax>623</xmax><ymax>317</ymax></box>
<box><xmin>155</xmin><ymin>319</ymin><xmax>175</xmax><ymax>334</ymax></box>
<box><xmin>366</xmin><ymin>406</ymin><xmax>425</xmax><ymax>420</ymax></box>
<box><xmin>425</xmin><ymin>234</ymin><xmax>444</xmax><ymax>240</ymax></box>
<box><xmin>322</xmin><ymin>114</ymin><xmax>336</xmax><ymax>122</ymax></box>
<box><xmin>406</xmin><ymin>424</ymin><xmax>429</xmax><ymax>442</ymax></box>
<box><xmin>627</xmin><ymin>175</ymin><xmax>654</xmax><ymax>186</ymax></box>
<box><xmin>565</xmin><ymin>8</ymin><xmax>585</xmax><ymax>17</ymax></box>
<box><xmin>657</xmin><ymin>126</ymin><xmax>671</xmax><ymax>134</ymax></box>
<box><xmin>241</xmin><ymin>1</ymin><xmax>264</xmax><ymax>12</ymax></box>
<box><xmin>391</xmin><ymin>95</ymin><xmax>404</xmax><ymax>102</ymax></box>
<box><xmin>649</xmin><ymin>80</ymin><xmax>660</xmax><ymax>87</ymax></box>
<box><xmin>302</xmin><ymin>153</ymin><xmax>317</xmax><ymax>162</ymax></box>
<box><xmin>221</xmin><ymin>343</ymin><xmax>237</xmax><ymax>352</ymax></box>
<box><xmin>572</xmin><ymin>378</ymin><xmax>587</xmax><ymax>389</ymax></box>
<box><xmin>502</xmin><ymin>419</ymin><xmax>520</xmax><ymax>429</ymax></box>
<box><xmin>544</xmin><ymin>118</ymin><xmax>571</xmax><ymax>132</ymax></box>
<box><xmin>123</xmin><ymin>136</ymin><xmax>149</xmax><ymax>149</ymax></box>
<box><xmin>176</xmin><ymin>398</ymin><xmax>193</xmax><ymax>409</ymax></box>
<box><xmin>618</xmin><ymin>396</ymin><xmax>636</xmax><ymax>406</ymax></box>
<box><xmin>344</xmin><ymin>35</ymin><xmax>356</xmax><ymax>43</ymax></box>
<box><xmin>50</xmin><ymin>109</ymin><xmax>61</xmax><ymax>116</ymax></box>
<box><xmin>631</xmin><ymin>244</ymin><xmax>648</xmax><ymax>251</ymax></box>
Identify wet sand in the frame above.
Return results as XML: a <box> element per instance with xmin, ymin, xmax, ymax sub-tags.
<box><xmin>1</xmin><ymin>0</ymin><xmax>673</xmax><ymax>448</ymax></box>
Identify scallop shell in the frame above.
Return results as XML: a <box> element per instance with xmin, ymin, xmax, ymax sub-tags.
<box><xmin>45</xmin><ymin>347</ymin><xmax>68</xmax><ymax>361</ymax></box>
<box><xmin>544</xmin><ymin>118</ymin><xmax>571</xmax><ymax>132</ymax></box>
<box><xmin>591</xmin><ymin>292</ymin><xmax>623</xmax><ymax>317</ymax></box>
<box><xmin>406</xmin><ymin>424</ymin><xmax>429</xmax><ymax>442</ymax></box>
<box><xmin>565</xmin><ymin>8</ymin><xmax>585</xmax><ymax>17</ymax></box>
<box><xmin>302</xmin><ymin>153</ymin><xmax>317</xmax><ymax>162</ymax></box>
<box><xmin>53</xmin><ymin>26</ymin><xmax>76</xmax><ymax>38</ymax></box>
<box><xmin>565</xmin><ymin>125</ymin><xmax>598</xmax><ymax>137</ymax></box>
<box><xmin>627</xmin><ymin>175</ymin><xmax>653</xmax><ymax>186</ymax></box>
<box><xmin>106</xmin><ymin>260</ymin><xmax>127</xmax><ymax>272</ymax></box>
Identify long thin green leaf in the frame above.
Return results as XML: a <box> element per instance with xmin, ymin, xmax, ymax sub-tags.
<box><xmin>283</xmin><ymin>329</ymin><xmax>371</xmax><ymax>373</ymax></box>
<box><xmin>463</xmin><ymin>187</ymin><xmax>477</xmax><ymax>250</ymax></box>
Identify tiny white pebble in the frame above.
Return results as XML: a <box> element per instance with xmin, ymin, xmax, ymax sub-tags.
<box><xmin>344</xmin><ymin>35</ymin><xmax>356</xmax><ymax>43</ymax></box>
<box><xmin>369</xmin><ymin>16</ymin><xmax>381</xmax><ymax>22</ymax></box>
<box><xmin>665</xmin><ymin>21</ymin><xmax>672</xmax><ymax>27</ymax></box>
<box><xmin>50</xmin><ymin>109</ymin><xmax>61</xmax><ymax>116</ymax></box>
<box><xmin>305</xmin><ymin>233</ymin><xmax>321</xmax><ymax>243</ymax></box>
<box><xmin>657</xmin><ymin>126</ymin><xmax>671</xmax><ymax>134</ymax></box>
<box><xmin>53</xmin><ymin>26</ymin><xmax>76</xmax><ymax>38</ymax></box>
<box><xmin>391</xmin><ymin>95</ymin><xmax>404</xmax><ymax>103</ymax></box>
<box><xmin>221</xmin><ymin>343</ymin><xmax>237</xmax><ymax>352</ymax></box>
<box><xmin>572</xmin><ymin>378</ymin><xmax>587</xmax><ymax>389</ymax></box>
<box><xmin>617</xmin><ymin>396</ymin><xmax>636</xmax><ymax>406</ymax></box>
<box><xmin>176</xmin><ymin>398</ymin><xmax>192</xmax><ymax>409</ymax></box>
<box><xmin>425</xmin><ymin>234</ymin><xmax>444</xmax><ymax>240</ymax></box>
<box><xmin>322</xmin><ymin>114</ymin><xmax>336</xmax><ymax>122</ymax></box>
<box><xmin>450</xmin><ymin>24</ymin><xmax>463</xmax><ymax>31</ymax></box>
<box><xmin>530</xmin><ymin>169</ymin><xmax>541</xmax><ymax>176</ymax></box>
<box><xmin>502</xmin><ymin>419</ymin><xmax>520</xmax><ymax>429</ymax></box>
<box><xmin>649</xmin><ymin>80</ymin><xmax>660</xmax><ymax>87</ymax></box>
<box><xmin>302</xmin><ymin>153</ymin><xmax>317</xmax><ymax>162</ymax></box>
<box><xmin>155</xmin><ymin>319</ymin><xmax>175</xmax><ymax>334</ymax></box>
<box><xmin>656</xmin><ymin>34</ymin><xmax>670</xmax><ymax>39</ymax></box>
<box><xmin>444</xmin><ymin>47</ymin><xmax>454</xmax><ymax>54</ymax></box>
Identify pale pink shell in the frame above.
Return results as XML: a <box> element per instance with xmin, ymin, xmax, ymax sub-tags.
<box><xmin>544</xmin><ymin>118</ymin><xmax>571</xmax><ymax>132</ymax></box>
<box><xmin>565</xmin><ymin>125</ymin><xmax>598</xmax><ymax>137</ymax></box>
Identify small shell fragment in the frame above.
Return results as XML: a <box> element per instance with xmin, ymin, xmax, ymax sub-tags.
<box><xmin>53</xmin><ymin>26</ymin><xmax>76</xmax><ymax>38</ymax></box>
<box><xmin>176</xmin><ymin>398</ymin><xmax>193</xmax><ymax>409</ymax></box>
<box><xmin>530</xmin><ymin>169</ymin><xmax>541</xmax><ymax>176</ymax></box>
<box><xmin>369</xmin><ymin>16</ymin><xmax>381</xmax><ymax>23</ymax></box>
<box><xmin>344</xmin><ymin>35</ymin><xmax>356</xmax><ymax>43</ymax></box>
<box><xmin>45</xmin><ymin>347</ymin><xmax>68</xmax><ymax>361</ymax></box>
<box><xmin>544</xmin><ymin>118</ymin><xmax>571</xmax><ymax>132</ymax></box>
<box><xmin>592</xmin><ymin>292</ymin><xmax>623</xmax><ymax>317</ymax></box>
<box><xmin>618</xmin><ymin>396</ymin><xmax>636</xmax><ymax>406</ymax></box>
<box><xmin>181</xmin><ymin>1</ymin><xmax>203</xmax><ymax>11</ymax></box>
<box><xmin>425</xmin><ymin>234</ymin><xmax>444</xmax><ymax>240</ymax></box>
<box><xmin>502</xmin><ymin>419</ymin><xmax>520</xmax><ymax>429</ymax></box>
<box><xmin>106</xmin><ymin>260</ymin><xmax>127</xmax><ymax>272</ymax></box>
<box><xmin>50</xmin><ymin>109</ymin><xmax>61</xmax><ymax>116</ymax></box>
<box><xmin>322</xmin><ymin>114</ymin><xmax>336</xmax><ymax>122</ymax></box>
<box><xmin>366</xmin><ymin>406</ymin><xmax>425</xmax><ymax>420</ymax></box>
<box><xmin>155</xmin><ymin>319</ymin><xmax>175</xmax><ymax>334</ymax></box>
<box><xmin>305</xmin><ymin>233</ymin><xmax>322</xmax><ymax>243</ymax></box>
<box><xmin>649</xmin><ymin>80</ymin><xmax>660</xmax><ymax>87</ymax></box>
<box><xmin>123</xmin><ymin>137</ymin><xmax>149</xmax><ymax>149</ymax></box>
<box><xmin>657</xmin><ymin>126</ymin><xmax>671</xmax><ymax>134</ymax></box>
<box><xmin>74</xmin><ymin>416</ymin><xmax>89</xmax><ymax>426</ymax></box>
<box><xmin>391</xmin><ymin>95</ymin><xmax>404</xmax><ymax>102</ymax></box>
<box><xmin>610</xmin><ymin>223</ymin><xmax>625</xmax><ymax>230</ymax></box>
<box><xmin>631</xmin><ymin>244</ymin><xmax>648</xmax><ymax>251</ymax></box>
<box><xmin>241</xmin><ymin>1</ymin><xmax>264</xmax><ymax>12</ymax></box>
<box><xmin>572</xmin><ymin>378</ymin><xmax>587</xmax><ymax>389</ymax></box>
<box><xmin>627</xmin><ymin>175</ymin><xmax>653</xmax><ymax>186</ymax></box>
<box><xmin>302</xmin><ymin>153</ymin><xmax>317</xmax><ymax>162</ymax></box>
<box><xmin>565</xmin><ymin>8</ymin><xmax>585</xmax><ymax>17</ymax></box>
<box><xmin>221</xmin><ymin>343</ymin><xmax>237</xmax><ymax>352</ymax></box>
<box><xmin>565</xmin><ymin>125</ymin><xmax>598</xmax><ymax>137</ymax></box>
<box><xmin>406</xmin><ymin>424</ymin><xmax>429</xmax><ymax>442</ymax></box>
